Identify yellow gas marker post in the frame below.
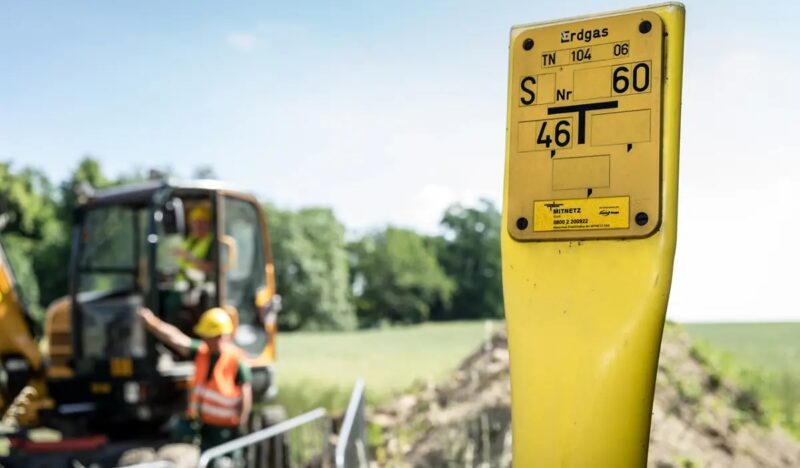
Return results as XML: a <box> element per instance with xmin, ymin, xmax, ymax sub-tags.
<box><xmin>501</xmin><ymin>4</ymin><xmax>684</xmax><ymax>466</ymax></box>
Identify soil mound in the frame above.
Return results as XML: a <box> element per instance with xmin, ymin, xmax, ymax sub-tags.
<box><xmin>372</xmin><ymin>325</ymin><xmax>800</xmax><ymax>467</ymax></box>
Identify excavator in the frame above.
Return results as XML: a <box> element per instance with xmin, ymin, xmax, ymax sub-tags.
<box><xmin>0</xmin><ymin>180</ymin><xmax>283</xmax><ymax>464</ymax></box>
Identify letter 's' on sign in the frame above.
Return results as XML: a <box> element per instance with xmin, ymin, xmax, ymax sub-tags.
<box><xmin>501</xmin><ymin>4</ymin><xmax>685</xmax><ymax>467</ymax></box>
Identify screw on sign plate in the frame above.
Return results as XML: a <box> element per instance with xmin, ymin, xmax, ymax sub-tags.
<box><xmin>523</xmin><ymin>38</ymin><xmax>534</xmax><ymax>50</ymax></box>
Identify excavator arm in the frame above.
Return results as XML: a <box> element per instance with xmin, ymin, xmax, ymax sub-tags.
<box><xmin>0</xmin><ymin>254</ymin><xmax>42</xmax><ymax>370</ymax></box>
<box><xmin>0</xmin><ymin>236</ymin><xmax>49</xmax><ymax>429</ymax></box>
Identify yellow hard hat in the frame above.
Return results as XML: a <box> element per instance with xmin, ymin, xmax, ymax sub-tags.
<box><xmin>188</xmin><ymin>205</ymin><xmax>211</xmax><ymax>222</ymax></box>
<box><xmin>193</xmin><ymin>307</ymin><xmax>234</xmax><ymax>338</ymax></box>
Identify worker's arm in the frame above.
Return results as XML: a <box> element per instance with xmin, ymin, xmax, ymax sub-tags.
<box><xmin>239</xmin><ymin>383</ymin><xmax>252</xmax><ymax>433</ymax></box>
<box><xmin>172</xmin><ymin>247</ymin><xmax>213</xmax><ymax>273</ymax></box>
<box><xmin>192</xmin><ymin>258</ymin><xmax>213</xmax><ymax>273</ymax></box>
<box><xmin>137</xmin><ymin>307</ymin><xmax>193</xmax><ymax>358</ymax></box>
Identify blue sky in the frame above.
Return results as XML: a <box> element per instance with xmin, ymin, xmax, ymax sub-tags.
<box><xmin>1</xmin><ymin>1</ymin><xmax>799</xmax><ymax>322</ymax></box>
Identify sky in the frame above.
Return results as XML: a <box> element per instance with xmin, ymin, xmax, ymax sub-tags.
<box><xmin>1</xmin><ymin>1</ymin><xmax>798</xmax><ymax>323</ymax></box>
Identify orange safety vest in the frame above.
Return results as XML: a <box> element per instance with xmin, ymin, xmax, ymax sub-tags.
<box><xmin>187</xmin><ymin>342</ymin><xmax>244</xmax><ymax>427</ymax></box>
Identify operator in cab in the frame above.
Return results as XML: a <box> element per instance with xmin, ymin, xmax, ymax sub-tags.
<box><xmin>163</xmin><ymin>203</ymin><xmax>215</xmax><ymax>326</ymax></box>
<box><xmin>138</xmin><ymin>306</ymin><xmax>252</xmax><ymax>450</ymax></box>
<box><xmin>174</xmin><ymin>204</ymin><xmax>214</xmax><ymax>286</ymax></box>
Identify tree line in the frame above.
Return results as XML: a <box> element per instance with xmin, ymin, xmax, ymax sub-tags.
<box><xmin>0</xmin><ymin>158</ymin><xmax>502</xmax><ymax>331</ymax></box>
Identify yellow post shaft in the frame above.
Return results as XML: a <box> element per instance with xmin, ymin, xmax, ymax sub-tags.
<box><xmin>501</xmin><ymin>5</ymin><xmax>685</xmax><ymax>467</ymax></box>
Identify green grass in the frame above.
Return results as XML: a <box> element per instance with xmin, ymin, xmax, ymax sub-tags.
<box><xmin>683</xmin><ymin>322</ymin><xmax>800</xmax><ymax>437</ymax></box>
<box><xmin>683</xmin><ymin>323</ymin><xmax>800</xmax><ymax>374</ymax></box>
<box><xmin>274</xmin><ymin>320</ymin><xmax>500</xmax><ymax>416</ymax></box>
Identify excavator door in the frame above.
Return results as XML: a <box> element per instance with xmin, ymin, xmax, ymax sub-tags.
<box><xmin>219</xmin><ymin>194</ymin><xmax>278</xmax><ymax>400</ymax></box>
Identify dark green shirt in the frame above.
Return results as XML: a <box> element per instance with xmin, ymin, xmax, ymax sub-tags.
<box><xmin>188</xmin><ymin>339</ymin><xmax>252</xmax><ymax>385</ymax></box>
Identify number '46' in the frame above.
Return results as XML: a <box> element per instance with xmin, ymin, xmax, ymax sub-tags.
<box><xmin>536</xmin><ymin>120</ymin><xmax>571</xmax><ymax>148</ymax></box>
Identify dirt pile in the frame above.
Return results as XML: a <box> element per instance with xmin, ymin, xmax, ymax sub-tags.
<box><xmin>371</xmin><ymin>325</ymin><xmax>800</xmax><ymax>467</ymax></box>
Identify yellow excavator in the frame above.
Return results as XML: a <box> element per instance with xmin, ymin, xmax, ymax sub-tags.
<box><xmin>1</xmin><ymin>180</ymin><xmax>283</xmax><ymax>463</ymax></box>
<box><xmin>0</xmin><ymin>229</ymin><xmax>48</xmax><ymax>431</ymax></box>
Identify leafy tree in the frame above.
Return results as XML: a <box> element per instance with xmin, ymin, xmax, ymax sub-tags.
<box><xmin>58</xmin><ymin>157</ymin><xmax>112</xmax><ymax>223</ymax></box>
<box><xmin>0</xmin><ymin>164</ymin><xmax>59</xmax><ymax>239</ymax></box>
<box><xmin>1</xmin><ymin>235</ymin><xmax>42</xmax><ymax>322</ymax></box>
<box><xmin>29</xmin><ymin>231</ymin><xmax>68</xmax><ymax>311</ymax></box>
<box><xmin>265</xmin><ymin>204</ymin><xmax>356</xmax><ymax>331</ymax></box>
<box><xmin>349</xmin><ymin>227</ymin><xmax>454</xmax><ymax>326</ymax></box>
<box><xmin>0</xmin><ymin>163</ymin><xmax>62</xmax><ymax>318</ymax></box>
<box><xmin>435</xmin><ymin>199</ymin><xmax>503</xmax><ymax>320</ymax></box>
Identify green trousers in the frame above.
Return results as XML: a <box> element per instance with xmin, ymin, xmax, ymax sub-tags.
<box><xmin>172</xmin><ymin>417</ymin><xmax>241</xmax><ymax>452</ymax></box>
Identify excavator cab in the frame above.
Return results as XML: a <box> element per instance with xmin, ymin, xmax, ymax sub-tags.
<box><xmin>44</xmin><ymin>181</ymin><xmax>280</xmax><ymax>429</ymax></box>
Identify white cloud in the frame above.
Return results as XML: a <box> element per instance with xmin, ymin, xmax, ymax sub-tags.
<box><xmin>406</xmin><ymin>184</ymin><xmax>482</xmax><ymax>234</ymax></box>
<box><xmin>226</xmin><ymin>32</ymin><xmax>257</xmax><ymax>52</ymax></box>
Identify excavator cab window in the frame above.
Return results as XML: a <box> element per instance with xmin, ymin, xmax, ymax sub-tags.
<box><xmin>78</xmin><ymin>206</ymin><xmax>139</xmax><ymax>294</ymax></box>
<box><xmin>221</xmin><ymin>196</ymin><xmax>268</xmax><ymax>356</ymax></box>
<box><xmin>76</xmin><ymin>205</ymin><xmax>148</xmax><ymax>361</ymax></box>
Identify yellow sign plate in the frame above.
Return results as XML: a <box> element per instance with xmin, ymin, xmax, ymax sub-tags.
<box><xmin>507</xmin><ymin>11</ymin><xmax>663</xmax><ymax>240</ymax></box>
<box><xmin>533</xmin><ymin>196</ymin><xmax>629</xmax><ymax>232</ymax></box>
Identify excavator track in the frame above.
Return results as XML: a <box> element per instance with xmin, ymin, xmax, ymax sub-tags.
<box><xmin>1</xmin><ymin>385</ymin><xmax>38</xmax><ymax>430</ymax></box>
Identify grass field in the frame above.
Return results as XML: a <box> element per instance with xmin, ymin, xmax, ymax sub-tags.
<box><xmin>683</xmin><ymin>322</ymin><xmax>800</xmax><ymax>374</ymax></box>
<box><xmin>683</xmin><ymin>322</ymin><xmax>800</xmax><ymax>436</ymax></box>
<box><xmin>275</xmin><ymin>320</ymin><xmax>499</xmax><ymax>416</ymax></box>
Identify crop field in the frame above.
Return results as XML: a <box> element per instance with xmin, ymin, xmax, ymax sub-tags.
<box><xmin>275</xmin><ymin>320</ymin><xmax>500</xmax><ymax>416</ymax></box>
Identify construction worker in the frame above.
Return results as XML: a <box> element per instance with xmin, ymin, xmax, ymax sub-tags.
<box><xmin>164</xmin><ymin>204</ymin><xmax>215</xmax><ymax>325</ymax></box>
<box><xmin>174</xmin><ymin>204</ymin><xmax>215</xmax><ymax>286</ymax></box>
<box><xmin>137</xmin><ymin>306</ymin><xmax>252</xmax><ymax>451</ymax></box>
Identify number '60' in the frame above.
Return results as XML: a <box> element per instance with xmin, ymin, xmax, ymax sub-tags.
<box><xmin>613</xmin><ymin>63</ymin><xmax>650</xmax><ymax>94</ymax></box>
